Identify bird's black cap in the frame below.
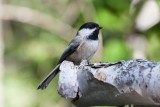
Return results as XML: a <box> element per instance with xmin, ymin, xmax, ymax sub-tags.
<box><xmin>79</xmin><ymin>22</ymin><xmax>101</xmax><ymax>30</ymax></box>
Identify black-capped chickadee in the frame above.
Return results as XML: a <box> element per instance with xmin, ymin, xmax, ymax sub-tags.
<box><xmin>37</xmin><ymin>22</ymin><xmax>102</xmax><ymax>90</ymax></box>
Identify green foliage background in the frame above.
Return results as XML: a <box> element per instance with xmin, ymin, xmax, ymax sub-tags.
<box><xmin>2</xmin><ymin>0</ymin><xmax>160</xmax><ymax>107</ymax></box>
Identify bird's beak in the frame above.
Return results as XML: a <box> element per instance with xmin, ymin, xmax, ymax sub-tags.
<box><xmin>99</xmin><ymin>26</ymin><xmax>102</xmax><ymax>29</ymax></box>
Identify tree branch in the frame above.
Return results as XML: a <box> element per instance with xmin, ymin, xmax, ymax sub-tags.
<box><xmin>0</xmin><ymin>4</ymin><xmax>76</xmax><ymax>41</ymax></box>
<box><xmin>58</xmin><ymin>60</ymin><xmax>160</xmax><ymax>106</ymax></box>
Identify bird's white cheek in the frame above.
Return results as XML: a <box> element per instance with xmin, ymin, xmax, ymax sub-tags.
<box><xmin>78</xmin><ymin>28</ymin><xmax>96</xmax><ymax>38</ymax></box>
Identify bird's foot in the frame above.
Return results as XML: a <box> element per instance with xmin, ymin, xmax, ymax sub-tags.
<box><xmin>80</xmin><ymin>60</ymin><xmax>89</xmax><ymax>66</ymax></box>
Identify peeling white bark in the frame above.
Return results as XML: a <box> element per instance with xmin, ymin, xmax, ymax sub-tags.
<box><xmin>58</xmin><ymin>60</ymin><xmax>160</xmax><ymax>106</ymax></box>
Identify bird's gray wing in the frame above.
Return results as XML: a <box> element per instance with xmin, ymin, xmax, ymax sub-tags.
<box><xmin>37</xmin><ymin>36</ymin><xmax>81</xmax><ymax>90</ymax></box>
<box><xmin>58</xmin><ymin>36</ymin><xmax>81</xmax><ymax>64</ymax></box>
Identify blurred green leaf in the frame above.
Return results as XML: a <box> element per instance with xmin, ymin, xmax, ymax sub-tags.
<box><xmin>148</xmin><ymin>34</ymin><xmax>160</xmax><ymax>61</ymax></box>
<box><xmin>96</xmin><ymin>8</ymin><xmax>131</xmax><ymax>32</ymax></box>
<box><xmin>103</xmin><ymin>39</ymin><xmax>131</xmax><ymax>62</ymax></box>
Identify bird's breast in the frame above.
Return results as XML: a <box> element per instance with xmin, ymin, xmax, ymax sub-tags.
<box><xmin>67</xmin><ymin>40</ymin><xmax>99</xmax><ymax>64</ymax></box>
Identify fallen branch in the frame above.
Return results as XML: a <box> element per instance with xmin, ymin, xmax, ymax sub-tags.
<box><xmin>0</xmin><ymin>4</ymin><xmax>76</xmax><ymax>41</ymax></box>
<box><xmin>58</xmin><ymin>59</ymin><xmax>160</xmax><ymax>106</ymax></box>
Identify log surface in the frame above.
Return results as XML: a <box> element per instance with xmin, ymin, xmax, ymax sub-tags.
<box><xmin>58</xmin><ymin>59</ymin><xmax>160</xmax><ymax>106</ymax></box>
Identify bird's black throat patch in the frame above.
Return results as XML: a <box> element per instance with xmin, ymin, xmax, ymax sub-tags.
<box><xmin>87</xmin><ymin>29</ymin><xmax>99</xmax><ymax>40</ymax></box>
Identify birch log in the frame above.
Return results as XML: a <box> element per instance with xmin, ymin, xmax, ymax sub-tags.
<box><xmin>58</xmin><ymin>59</ymin><xmax>160</xmax><ymax>106</ymax></box>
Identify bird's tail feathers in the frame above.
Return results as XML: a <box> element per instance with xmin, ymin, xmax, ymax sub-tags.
<box><xmin>37</xmin><ymin>64</ymin><xmax>60</xmax><ymax>90</ymax></box>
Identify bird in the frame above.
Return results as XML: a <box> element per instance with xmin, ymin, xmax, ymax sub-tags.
<box><xmin>37</xmin><ymin>22</ymin><xmax>102</xmax><ymax>90</ymax></box>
